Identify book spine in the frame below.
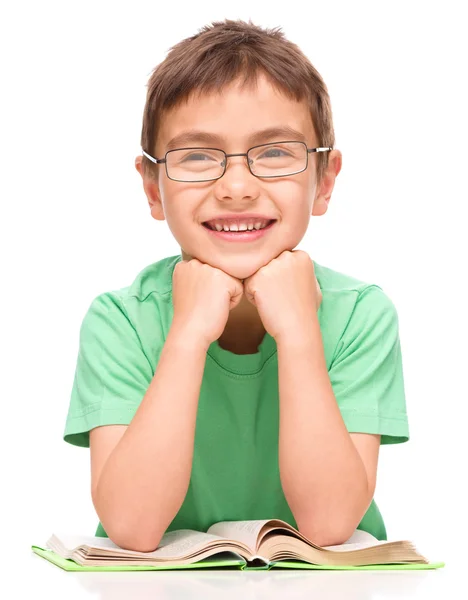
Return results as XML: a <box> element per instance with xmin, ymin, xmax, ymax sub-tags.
<box><xmin>241</xmin><ymin>556</ymin><xmax>270</xmax><ymax>571</ymax></box>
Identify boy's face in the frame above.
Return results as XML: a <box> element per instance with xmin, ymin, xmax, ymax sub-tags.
<box><xmin>136</xmin><ymin>73</ymin><xmax>341</xmax><ymax>280</ymax></box>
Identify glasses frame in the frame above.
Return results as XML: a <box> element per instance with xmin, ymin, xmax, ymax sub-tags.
<box><xmin>141</xmin><ymin>141</ymin><xmax>333</xmax><ymax>182</ymax></box>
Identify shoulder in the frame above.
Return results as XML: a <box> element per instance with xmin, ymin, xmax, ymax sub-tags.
<box><xmin>123</xmin><ymin>253</ymin><xmax>182</xmax><ymax>301</ymax></box>
<box><xmin>82</xmin><ymin>253</ymin><xmax>182</xmax><ymax>323</ymax></box>
<box><xmin>313</xmin><ymin>259</ymin><xmax>397</xmax><ymax>319</ymax></box>
<box><xmin>77</xmin><ymin>254</ymin><xmax>182</xmax><ymax>359</ymax></box>
<box><xmin>313</xmin><ymin>260</ymin><xmax>399</xmax><ymax>366</ymax></box>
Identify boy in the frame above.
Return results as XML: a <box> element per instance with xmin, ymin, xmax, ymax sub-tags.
<box><xmin>63</xmin><ymin>19</ymin><xmax>409</xmax><ymax>553</ymax></box>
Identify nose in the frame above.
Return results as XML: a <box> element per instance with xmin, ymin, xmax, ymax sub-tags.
<box><xmin>214</xmin><ymin>153</ymin><xmax>260</xmax><ymax>201</ymax></box>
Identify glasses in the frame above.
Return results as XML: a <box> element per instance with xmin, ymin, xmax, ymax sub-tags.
<box><xmin>141</xmin><ymin>141</ymin><xmax>333</xmax><ymax>182</ymax></box>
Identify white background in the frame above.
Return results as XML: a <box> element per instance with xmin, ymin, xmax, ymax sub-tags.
<box><xmin>2</xmin><ymin>0</ymin><xmax>467</xmax><ymax>594</ymax></box>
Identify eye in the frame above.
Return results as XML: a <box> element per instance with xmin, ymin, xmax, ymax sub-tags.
<box><xmin>259</xmin><ymin>148</ymin><xmax>290</xmax><ymax>159</ymax></box>
<box><xmin>181</xmin><ymin>152</ymin><xmax>216</xmax><ymax>162</ymax></box>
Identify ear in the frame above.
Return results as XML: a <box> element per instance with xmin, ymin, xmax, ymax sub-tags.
<box><xmin>312</xmin><ymin>150</ymin><xmax>342</xmax><ymax>216</ymax></box>
<box><xmin>135</xmin><ymin>155</ymin><xmax>165</xmax><ymax>222</ymax></box>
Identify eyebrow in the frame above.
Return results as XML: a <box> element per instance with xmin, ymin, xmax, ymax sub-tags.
<box><xmin>165</xmin><ymin>126</ymin><xmax>308</xmax><ymax>151</ymax></box>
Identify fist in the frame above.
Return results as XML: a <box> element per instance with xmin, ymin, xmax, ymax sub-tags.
<box><xmin>171</xmin><ymin>259</ymin><xmax>244</xmax><ymax>349</ymax></box>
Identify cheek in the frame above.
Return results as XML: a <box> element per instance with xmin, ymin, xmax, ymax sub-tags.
<box><xmin>278</xmin><ymin>194</ymin><xmax>311</xmax><ymax>234</ymax></box>
<box><xmin>160</xmin><ymin>185</ymin><xmax>195</xmax><ymax>223</ymax></box>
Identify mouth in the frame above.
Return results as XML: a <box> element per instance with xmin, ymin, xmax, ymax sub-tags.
<box><xmin>202</xmin><ymin>219</ymin><xmax>277</xmax><ymax>242</ymax></box>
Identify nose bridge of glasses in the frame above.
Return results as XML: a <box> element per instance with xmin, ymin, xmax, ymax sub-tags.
<box><xmin>222</xmin><ymin>151</ymin><xmax>253</xmax><ymax>169</ymax></box>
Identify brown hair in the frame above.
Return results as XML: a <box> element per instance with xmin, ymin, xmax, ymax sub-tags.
<box><xmin>140</xmin><ymin>18</ymin><xmax>335</xmax><ymax>185</ymax></box>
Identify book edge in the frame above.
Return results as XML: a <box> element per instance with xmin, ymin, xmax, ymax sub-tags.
<box><xmin>31</xmin><ymin>546</ymin><xmax>246</xmax><ymax>571</ymax></box>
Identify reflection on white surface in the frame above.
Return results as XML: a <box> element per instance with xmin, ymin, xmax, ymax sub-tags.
<box><xmin>26</xmin><ymin>552</ymin><xmax>453</xmax><ymax>600</ymax></box>
<box><xmin>75</xmin><ymin>570</ymin><xmax>424</xmax><ymax>600</ymax></box>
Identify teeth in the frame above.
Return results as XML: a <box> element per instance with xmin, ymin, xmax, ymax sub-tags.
<box><xmin>208</xmin><ymin>220</ymin><xmax>272</xmax><ymax>232</ymax></box>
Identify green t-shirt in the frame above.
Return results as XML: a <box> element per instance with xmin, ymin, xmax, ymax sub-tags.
<box><xmin>64</xmin><ymin>253</ymin><xmax>409</xmax><ymax>542</ymax></box>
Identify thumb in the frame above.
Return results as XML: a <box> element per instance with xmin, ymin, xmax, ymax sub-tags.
<box><xmin>229</xmin><ymin>277</ymin><xmax>245</xmax><ymax>310</ymax></box>
<box><xmin>243</xmin><ymin>280</ymin><xmax>256</xmax><ymax>306</ymax></box>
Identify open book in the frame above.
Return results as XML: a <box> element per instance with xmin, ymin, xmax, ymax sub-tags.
<box><xmin>32</xmin><ymin>518</ymin><xmax>444</xmax><ymax>571</ymax></box>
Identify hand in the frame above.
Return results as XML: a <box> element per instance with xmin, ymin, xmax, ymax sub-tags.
<box><xmin>243</xmin><ymin>250</ymin><xmax>322</xmax><ymax>341</ymax></box>
<box><xmin>171</xmin><ymin>258</ymin><xmax>244</xmax><ymax>350</ymax></box>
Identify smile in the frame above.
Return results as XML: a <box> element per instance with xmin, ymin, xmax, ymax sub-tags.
<box><xmin>202</xmin><ymin>220</ymin><xmax>277</xmax><ymax>242</ymax></box>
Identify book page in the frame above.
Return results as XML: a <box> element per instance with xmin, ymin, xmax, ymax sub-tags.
<box><xmin>50</xmin><ymin>530</ymin><xmax>231</xmax><ymax>559</ymax></box>
<box><xmin>207</xmin><ymin>520</ymin><xmax>272</xmax><ymax>551</ymax></box>
<box><xmin>50</xmin><ymin>533</ymin><xmax>124</xmax><ymax>551</ymax></box>
<box><xmin>322</xmin><ymin>529</ymin><xmax>387</xmax><ymax>551</ymax></box>
<box><xmin>145</xmin><ymin>530</ymin><xmax>233</xmax><ymax>558</ymax></box>
<box><xmin>206</xmin><ymin>523</ymin><xmax>387</xmax><ymax>555</ymax></box>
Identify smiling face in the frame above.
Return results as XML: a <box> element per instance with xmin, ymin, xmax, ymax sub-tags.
<box><xmin>136</xmin><ymin>73</ymin><xmax>342</xmax><ymax>280</ymax></box>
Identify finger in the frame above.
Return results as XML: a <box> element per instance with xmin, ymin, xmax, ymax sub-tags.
<box><xmin>229</xmin><ymin>277</ymin><xmax>244</xmax><ymax>309</ymax></box>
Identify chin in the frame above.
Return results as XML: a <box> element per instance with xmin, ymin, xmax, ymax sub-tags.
<box><xmin>207</xmin><ymin>255</ymin><xmax>271</xmax><ymax>280</ymax></box>
<box><xmin>182</xmin><ymin>245</ymin><xmax>295</xmax><ymax>279</ymax></box>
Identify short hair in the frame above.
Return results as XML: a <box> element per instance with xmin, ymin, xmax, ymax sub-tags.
<box><xmin>140</xmin><ymin>18</ymin><xmax>335</xmax><ymax>185</ymax></box>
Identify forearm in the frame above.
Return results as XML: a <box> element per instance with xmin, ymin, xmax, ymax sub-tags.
<box><xmin>95</xmin><ymin>328</ymin><xmax>207</xmax><ymax>551</ymax></box>
<box><xmin>277</xmin><ymin>316</ymin><xmax>370</xmax><ymax>546</ymax></box>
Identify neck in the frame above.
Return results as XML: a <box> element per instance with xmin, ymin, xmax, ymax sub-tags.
<box><xmin>220</xmin><ymin>294</ymin><xmax>266</xmax><ymax>353</ymax></box>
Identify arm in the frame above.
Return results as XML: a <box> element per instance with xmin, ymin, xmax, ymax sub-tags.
<box><xmin>93</xmin><ymin>328</ymin><xmax>207</xmax><ymax>552</ymax></box>
<box><xmin>276</xmin><ymin>315</ymin><xmax>379</xmax><ymax>547</ymax></box>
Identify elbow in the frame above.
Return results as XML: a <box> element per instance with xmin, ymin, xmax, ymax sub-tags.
<box><xmin>92</xmin><ymin>495</ymin><xmax>164</xmax><ymax>552</ymax></box>
<box><xmin>123</xmin><ymin>535</ymin><xmax>163</xmax><ymax>554</ymax></box>
<box><xmin>94</xmin><ymin>507</ymin><xmax>163</xmax><ymax>552</ymax></box>
<box><xmin>313</xmin><ymin>530</ymin><xmax>352</xmax><ymax>548</ymax></box>
<box><xmin>297</xmin><ymin>494</ymin><xmax>371</xmax><ymax>547</ymax></box>
<box><xmin>110</xmin><ymin>527</ymin><xmax>164</xmax><ymax>553</ymax></box>
<box><xmin>304</xmin><ymin>531</ymin><xmax>350</xmax><ymax>548</ymax></box>
<box><xmin>299</xmin><ymin>522</ymin><xmax>354</xmax><ymax>548</ymax></box>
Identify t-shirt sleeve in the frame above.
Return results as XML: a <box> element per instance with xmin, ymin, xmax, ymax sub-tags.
<box><xmin>328</xmin><ymin>285</ymin><xmax>409</xmax><ymax>445</ymax></box>
<box><xmin>63</xmin><ymin>293</ymin><xmax>154</xmax><ymax>448</ymax></box>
